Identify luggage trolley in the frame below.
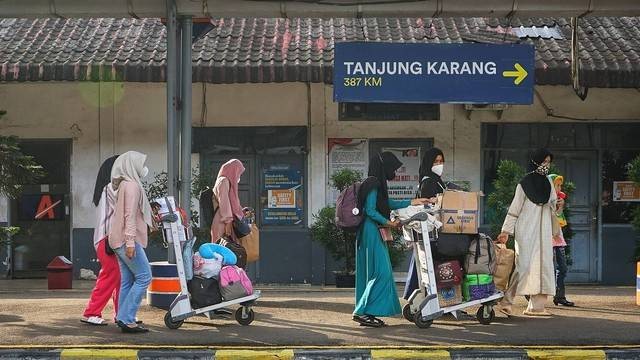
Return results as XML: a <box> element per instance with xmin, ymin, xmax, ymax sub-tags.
<box><xmin>153</xmin><ymin>197</ymin><xmax>261</xmax><ymax>330</ymax></box>
<box><xmin>400</xmin><ymin>210</ymin><xmax>503</xmax><ymax>328</ymax></box>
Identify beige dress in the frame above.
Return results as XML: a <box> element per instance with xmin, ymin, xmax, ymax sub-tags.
<box><xmin>501</xmin><ymin>181</ymin><xmax>559</xmax><ymax>311</ymax></box>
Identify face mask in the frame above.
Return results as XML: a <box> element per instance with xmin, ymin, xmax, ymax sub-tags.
<box><xmin>140</xmin><ymin>166</ymin><xmax>149</xmax><ymax>179</ymax></box>
<box><xmin>534</xmin><ymin>162</ymin><xmax>550</xmax><ymax>176</ymax></box>
<box><xmin>431</xmin><ymin>164</ymin><xmax>444</xmax><ymax>176</ymax></box>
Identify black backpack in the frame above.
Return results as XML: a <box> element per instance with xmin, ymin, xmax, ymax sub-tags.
<box><xmin>199</xmin><ymin>187</ymin><xmax>218</xmax><ymax>231</ymax></box>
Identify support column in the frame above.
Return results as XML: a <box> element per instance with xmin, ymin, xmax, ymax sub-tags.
<box><xmin>180</xmin><ymin>16</ymin><xmax>193</xmax><ymax>221</ymax></box>
<box><xmin>166</xmin><ymin>0</ymin><xmax>178</xmax><ymax>198</ymax></box>
<box><xmin>166</xmin><ymin>0</ymin><xmax>178</xmax><ymax>263</ymax></box>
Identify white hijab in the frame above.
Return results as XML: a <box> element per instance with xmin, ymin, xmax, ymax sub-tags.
<box><xmin>110</xmin><ymin>151</ymin><xmax>153</xmax><ymax>227</ymax></box>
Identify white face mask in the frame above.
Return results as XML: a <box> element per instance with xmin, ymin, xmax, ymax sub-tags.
<box><xmin>432</xmin><ymin>164</ymin><xmax>444</xmax><ymax>176</ymax></box>
<box><xmin>140</xmin><ymin>166</ymin><xmax>149</xmax><ymax>179</ymax></box>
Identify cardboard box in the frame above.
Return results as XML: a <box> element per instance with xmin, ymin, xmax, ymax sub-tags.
<box><xmin>439</xmin><ymin>190</ymin><xmax>480</xmax><ymax>234</ymax></box>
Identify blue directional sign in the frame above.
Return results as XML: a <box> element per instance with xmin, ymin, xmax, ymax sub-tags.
<box><xmin>333</xmin><ymin>42</ymin><xmax>535</xmax><ymax>104</ymax></box>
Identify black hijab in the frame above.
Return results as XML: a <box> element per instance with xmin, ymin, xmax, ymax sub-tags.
<box><xmin>357</xmin><ymin>152</ymin><xmax>403</xmax><ymax>219</ymax></box>
<box><xmin>418</xmin><ymin>147</ymin><xmax>446</xmax><ymax>197</ymax></box>
<box><xmin>92</xmin><ymin>155</ymin><xmax>119</xmax><ymax>206</ymax></box>
<box><xmin>519</xmin><ymin>148</ymin><xmax>553</xmax><ymax>205</ymax></box>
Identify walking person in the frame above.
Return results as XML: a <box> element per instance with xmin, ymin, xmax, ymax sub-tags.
<box><xmin>81</xmin><ymin>155</ymin><xmax>120</xmax><ymax>326</ymax></box>
<box><xmin>403</xmin><ymin>147</ymin><xmax>445</xmax><ymax>300</ymax></box>
<box><xmin>548</xmin><ymin>174</ymin><xmax>575</xmax><ymax>307</ymax></box>
<box><xmin>210</xmin><ymin>159</ymin><xmax>246</xmax><ymax>242</ymax></box>
<box><xmin>496</xmin><ymin>148</ymin><xmax>560</xmax><ymax>317</ymax></box>
<box><xmin>353</xmin><ymin>152</ymin><xmax>429</xmax><ymax>327</ymax></box>
<box><xmin>109</xmin><ymin>151</ymin><xmax>154</xmax><ymax>333</ymax></box>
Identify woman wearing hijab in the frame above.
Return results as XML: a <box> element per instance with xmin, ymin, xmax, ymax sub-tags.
<box><xmin>353</xmin><ymin>152</ymin><xmax>429</xmax><ymax>327</ymax></box>
<box><xmin>109</xmin><ymin>151</ymin><xmax>154</xmax><ymax>333</ymax></box>
<box><xmin>81</xmin><ymin>155</ymin><xmax>120</xmax><ymax>326</ymax></box>
<box><xmin>403</xmin><ymin>148</ymin><xmax>446</xmax><ymax>300</ymax></box>
<box><xmin>211</xmin><ymin>159</ymin><xmax>246</xmax><ymax>242</ymax></box>
<box><xmin>496</xmin><ymin>148</ymin><xmax>560</xmax><ymax>317</ymax></box>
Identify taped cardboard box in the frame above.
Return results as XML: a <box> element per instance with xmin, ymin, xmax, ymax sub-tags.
<box><xmin>439</xmin><ymin>190</ymin><xmax>481</xmax><ymax>234</ymax></box>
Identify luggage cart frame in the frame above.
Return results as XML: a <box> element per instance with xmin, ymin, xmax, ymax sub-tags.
<box><xmin>155</xmin><ymin>197</ymin><xmax>261</xmax><ymax>330</ymax></box>
<box><xmin>401</xmin><ymin>213</ymin><xmax>503</xmax><ymax>328</ymax></box>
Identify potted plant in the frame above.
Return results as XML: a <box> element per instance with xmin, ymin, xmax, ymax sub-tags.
<box><xmin>310</xmin><ymin>168</ymin><xmax>362</xmax><ymax>287</ymax></box>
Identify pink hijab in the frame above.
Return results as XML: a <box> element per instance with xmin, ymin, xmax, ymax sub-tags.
<box><xmin>216</xmin><ymin>159</ymin><xmax>245</xmax><ymax>219</ymax></box>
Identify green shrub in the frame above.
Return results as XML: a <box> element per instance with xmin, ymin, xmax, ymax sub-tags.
<box><xmin>628</xmin><ymin>155</ymin><xmax>640</xmax><ymax>262</ymax></box>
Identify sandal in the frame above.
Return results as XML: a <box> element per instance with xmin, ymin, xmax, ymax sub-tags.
<box><xmin>81</xmin><ymin>316</ymin><xmax>108</xmax><ymax>326</ymax></box>
<box><xmin>523</xmin><ymin>310</ymin><xmax>552</xmax><ymax>317</ymax></box>
<box><xmin>352</xmin><ymin>315</ymin><xmax>385</xmax><ymax>328</ymax></box>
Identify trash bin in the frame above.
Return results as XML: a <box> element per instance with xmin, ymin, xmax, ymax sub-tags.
<box><xmin>47</xmin><ymin>256</ymin><xmax>73</xmax><ymax>290</ymax></box>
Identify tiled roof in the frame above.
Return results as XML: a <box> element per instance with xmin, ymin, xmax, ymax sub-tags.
<box><xmin>1</xmin><ymin>17</ymin><xmax>639</xmax><ymax>87</ymax></box>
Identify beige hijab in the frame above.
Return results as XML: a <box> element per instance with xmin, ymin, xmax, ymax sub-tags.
<box><xmin>110</xmin><ymin>151</ymin><xmax>153</xmax><ymax>227</ymax></box>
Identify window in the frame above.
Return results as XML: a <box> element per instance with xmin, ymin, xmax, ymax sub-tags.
<box><xmin>339</xmin><ymin>103</ymin><xmax>439</xmax><ymax>121</ymax></box>
<box><xmin>601</xmin><ymin>149</ymin><xmax>640</xmax><ymax>224</ymax></box>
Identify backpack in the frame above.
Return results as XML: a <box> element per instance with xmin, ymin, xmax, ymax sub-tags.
<box><xmin>335</xmin><ymin>181</ymin><xmax>364</xmax><ymax>232</ymax></box>
<box><xmin>198</xmin><ymin>187</ymin><xmax>219</xmax><ymax>231</ymax></box>
<box><xmin>464</xmin><ymin>233</ymin><xmax>497</xmax><ymax>275</ymax></box>
<box><xmin>219</xmin><ymin>265</ymin><xmax>253</xmax><ymax>301</ymax></box>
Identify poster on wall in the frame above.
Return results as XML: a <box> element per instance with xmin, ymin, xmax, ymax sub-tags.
<box><xmin>382</xmin><ymin>147</ymin><xmax>421</xmax><ymax>200</ymax></box>
<box><xmin>327</xmin><ymin>139</ymin><xmax>369</xmax><ymax>204</ymax></box>
<box><xmin>612</xmin><ymin>181</ymin><xmax>640</xmax><ymax>202</ymax></box>
<box><xmin>262</xmin><ymin>164</ymin><xmax>304</xmax><ymax>225</ymax></box>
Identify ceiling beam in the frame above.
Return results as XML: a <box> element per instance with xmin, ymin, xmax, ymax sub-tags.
<box><xmin>1</xmin><ymin>0</ymin><xmax>639</xmax><ymax>18</ymax></box>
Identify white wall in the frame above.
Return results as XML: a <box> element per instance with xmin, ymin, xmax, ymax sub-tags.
<box><xmin>1</xmin><ymin>82</ymin><xmax>639</xmax><ymax>229</ymax></box>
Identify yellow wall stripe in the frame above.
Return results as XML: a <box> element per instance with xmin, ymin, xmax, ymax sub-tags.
<box><xmin>371</xmin><ymin>349</ymin><xmax>451</xmax><ymax>359</ymax></box>
<box><xmin>61</xmin><ymin>349</ymin><xmax>138</xmax><ymax>360</ymax></box>
<box><xmin>527</xmin><ymin>349</ymin><xmax>606</xmax><ymax>360</ymax></box>
<box><xmin>214</xmin><ymin>349</ymin><xmax>294</xmax><ymax>360</ymax></box>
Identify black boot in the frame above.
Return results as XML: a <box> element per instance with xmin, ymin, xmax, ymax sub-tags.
<box><xmin>553</xmin><ymin>297</ymin><xmax>575</xmax><ymax>307</ymax></box>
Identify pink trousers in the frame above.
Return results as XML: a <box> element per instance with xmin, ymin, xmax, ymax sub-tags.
<box><xmin>82</xmin><ymin>238</ymin><xmax>120</xmax><ymax>319</ymax></box>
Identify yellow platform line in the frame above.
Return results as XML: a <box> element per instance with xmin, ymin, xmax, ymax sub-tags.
<box><xmin>60</xmin><ymin>349</ymin><xmax>138</xmax><ymax>360</ymax></box>
<box><xmin>527</xmin><ymin>349</ymin><xmax>606</xmax><ymax>360</ymax></box>
<box><xmin>371</xmin><ymin>349</ymin><xmax>451</xmax><ymax>359</ymax></box>
<box><xmin>214</xmin><ymin>349</ymin><xmax>294</xmax><ymax>360</ymax></box>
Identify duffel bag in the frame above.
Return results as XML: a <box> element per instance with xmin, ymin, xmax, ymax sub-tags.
<box><xmin>188</xmin><ymin>276</ymin><xmax>222</xmax><ymax>309</ymax></box>
<box><xmin>219</xmin><ymin>265</ymin><xmax>253</xmax><ymax>301</ymax></box>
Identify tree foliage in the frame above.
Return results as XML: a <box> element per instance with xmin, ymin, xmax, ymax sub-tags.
<box><xmin>628</xmin><ymin>155</ymin><xmax>640</xmax><ymax>262</ymax></box>
<box><xmin>0</xmin><ymin>110</ymin><xmax>45</xmax><ymax>247</ymax></box>
<box><xmin>486</xmin><ymin>160</ymin><xmax>525</xmax><ymax>239</ymax></box>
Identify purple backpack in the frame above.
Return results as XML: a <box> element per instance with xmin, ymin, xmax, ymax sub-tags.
<box><xmin>335</xmin><ymin>182</ymin><xmax>364</xmax><ymax>232</ymax></box>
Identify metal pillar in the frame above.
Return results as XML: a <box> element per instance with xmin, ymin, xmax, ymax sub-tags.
<box><xmin>180</xmin><ymin>16</ymin><xmax>193</xmax><ymax>222</ymax></box>
<box><xmin>166</xmin><ymin>0</ymin><xmax>178</xmax><ymax>263</ymax></box>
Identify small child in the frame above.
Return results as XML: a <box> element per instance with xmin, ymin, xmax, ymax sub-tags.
<box><xmin>548</xmin><ymin>174</ymin><xmax>575</xmax><ymax>307</ymax></box>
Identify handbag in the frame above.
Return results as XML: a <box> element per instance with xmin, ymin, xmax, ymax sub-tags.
<box><xmin>104</xmin><ymin>238</ymin><xmax>115</xmax><ymax>256</ymax></box>
<box><xmin>378</xmin><ymin>227</ymin><xmax>394</xmax><ymax>242</ymax></box>
<box><xmin>238</xmin><ymin>224</ymin><xmax>260</xmax><ymax>263</ymax></box>
<box><xmin>219</xmin><ymin>236</ymin><xmax>248</xmax><ymax>269</ymax></box>
<box><xmin>188</xmin><ymin>276</ymin><xmax>223</xmax><ymax>309</ymax></box>
<box><xmin>233</xmin><ymin>217</ymin><xmax>251</xmax><ymax>238</ymax></box>
<box><xmin>493</xmin><ymin>243</ymin><xmax>515</xmax><ymax>291</ymax></box>
<box><xmin>435</xmin><ymin>260</ymin><xmax>463</xmax><ymax>289</ymax></box>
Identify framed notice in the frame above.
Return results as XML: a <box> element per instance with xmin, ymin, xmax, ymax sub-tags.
<box><xmin>262</xmin><ymin>164</ymin><xmax>304</xmax><ymax>225</ymax></box>
<box><xmin>612</xmin><ymin>181</ymin><xmax>640</xmax><ymax>202</ymax></box>
<box><xmin>327</xmin><ymin>139</ymin><xmax>369</xmax><ymax>204</ymax></box>
<box><xmin>382</xmin><ymin>147</ymin><xmax>421</xmax><ymax>200</ymax></box>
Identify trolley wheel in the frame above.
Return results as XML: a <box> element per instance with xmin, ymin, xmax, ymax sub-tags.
<box><xmin>414</xmin><ymin>314</ymin><xmax>433</xmax><ymax>329</ymax></box>
<box><xmin>235</xmin><ymin>307</ymin><xmax>255</xmax><ymax>326</ymax></box>
<box><xmin>164</xmin><ymin>311</ymin><xmax>184</xmax><ymax>330</ymax></box>
<box><xmin>476</xmin><ymin>305</ymin><xmax>495</xmax><ymax>325</ymax></box>
<box><xmin>402</xmin><ymin>304</ymin><xmax>415</xmax><ymax>322</ymax></box>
